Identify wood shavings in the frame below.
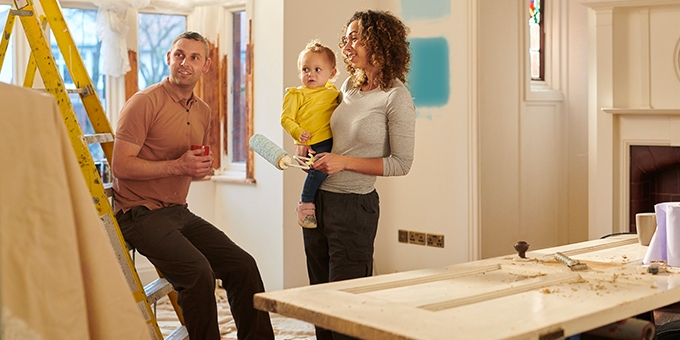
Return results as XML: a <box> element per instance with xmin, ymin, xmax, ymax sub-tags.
<box><xmin>540</xmin><ymin>288</ymin><xmax>559</xmax><ymax>294</ymax></box>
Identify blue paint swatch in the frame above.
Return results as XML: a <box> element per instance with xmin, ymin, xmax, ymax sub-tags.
<box><xmin>401</xmin><ymin>0</ymin><xmax>450</xmax><ymax>20</ymax></box>
<box><xmin>408</xmin><ymin>37</ymin><xmax>449</xmax><ymax>108</ymax></box>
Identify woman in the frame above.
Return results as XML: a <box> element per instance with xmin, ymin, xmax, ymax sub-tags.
<box><xmin>296</xmin><ymin>10</ymin><xmax>416</xmax><ymax>340</ymax></box>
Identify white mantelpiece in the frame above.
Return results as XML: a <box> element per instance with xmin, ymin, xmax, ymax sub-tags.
<box><xmin>584</xmin><ymin>0</ymin><xmax>680</xmax><ymax>238</ymax></box>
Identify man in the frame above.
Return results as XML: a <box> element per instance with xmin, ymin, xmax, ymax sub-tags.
<box><xmin>112</xmin><ymin>31</ymin><xmax>274</xmax><ymax>340</ymax></box>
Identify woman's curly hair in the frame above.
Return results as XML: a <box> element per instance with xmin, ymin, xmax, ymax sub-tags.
<box><xmin>339</xmin><ymin>10</ymin><xmax>411</xmax><ymax>90</ymax></box>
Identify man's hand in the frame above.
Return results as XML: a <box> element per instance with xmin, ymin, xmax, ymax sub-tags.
<box><xmin>180</xmin><ymin>148</ymin><xmax>213</xmax><ymax>178</ymax></box>
<box><xmin>112</xmin><ymin>138</ymin><xmax>213</xmax><ymax>180</ymax></box>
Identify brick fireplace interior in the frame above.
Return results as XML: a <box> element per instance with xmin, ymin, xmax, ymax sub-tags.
<box><xmin>630</xmin><ymin>146</ymin><xmax>680</xmax><ymax>232</ymax></box>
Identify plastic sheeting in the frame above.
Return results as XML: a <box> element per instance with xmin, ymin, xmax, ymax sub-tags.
<box><xmin>93</xmin><ymin>0</ymin><xmax>149</xmax><ymax>77</ymax></box>
<box><xmin>92</xmin><ymin>0</ymin><xmax>240</xmax><ymax>77</ymax></box>
<box><xmin>0</xmin><ymin>82</ymin><xmax>152</xmax><ymax>340</ymax></box>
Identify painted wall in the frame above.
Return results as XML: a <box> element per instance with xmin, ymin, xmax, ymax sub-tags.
<box><xmin>216</xmin><ymin>0</ymin><xmax>287</xmax><ymax>291</ymax></box>
<box><xmin>478</xmin><ymin>0</ymin><xmax>590</xmax><ymax>258</ymax></box>
<box><xmin>373</xmin><ymin>0</ymin><xmax>474</xmax><ymax>272</ymax></box>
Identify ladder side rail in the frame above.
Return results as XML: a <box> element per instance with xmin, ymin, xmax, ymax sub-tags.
<box><xmin>13</xmin><ymin>1</ymin><xmax>164</xmax><ymax>339</ymax></box>
<box><xmin>22</xmin><ymin>15</ymin><xmax>46</xmax><ymax>90</ymax></box>
<box><xmin>0</xmin><ymin>10</ymin><xmax>17</xmax><ymax>72</ymax></box>
<box><xmin>39</xmin><ymin>0</ymin><xmax>114</xmax><ymax>163</ymax></box>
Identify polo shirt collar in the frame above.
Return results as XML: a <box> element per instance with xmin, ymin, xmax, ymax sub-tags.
<box><xmin>161</xmin><ymin>77</ymin><xmax>198</xmax><ymax>106</ymax></box>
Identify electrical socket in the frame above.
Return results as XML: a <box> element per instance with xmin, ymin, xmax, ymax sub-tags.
<box><xmin>427</xmin><ymin>234</ymin><xmax>445</xmax><ymax>248</ymax></box>
<box><xmin>398</xmin><ymin>230</ymin><xmax>409</xmax><ymax>243</ymax></box>
<box><xmin>408</xmin><ymin>231</ymin><xmax>426</xmax><ymax>245</ymax></box>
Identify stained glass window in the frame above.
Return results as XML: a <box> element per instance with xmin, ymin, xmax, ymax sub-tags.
<box><xmin>529</xmin><ymin>0</ymin><xmax>544</xmax><ymax>80</ymax></box>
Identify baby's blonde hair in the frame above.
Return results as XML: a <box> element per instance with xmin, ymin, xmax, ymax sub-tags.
<box><xmin>298</xmin><ymin>39</ymin><xmax>338</xmax><ymax>82</ymax></box>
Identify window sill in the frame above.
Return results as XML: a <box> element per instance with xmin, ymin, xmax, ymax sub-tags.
<box><xmin>526</xmin><ymin>81</ymin><xmax>564</xmax><ymax>102</ymax></box>
<box><xmin>210</xmin><ymin>171</ymin><xmax>256</xmax><ymax>185</ymax></box>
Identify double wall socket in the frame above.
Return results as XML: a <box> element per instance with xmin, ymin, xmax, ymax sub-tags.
<box><xmin>427</xmin><ymin>234</ymin><xmax>445</xmax><ymax>248</ymax></box>
<box><xmin>399</xmin><ymin>229</ymin><xmax>444</xmax><ymax>248</ymax></box>
<box><xmin>408</xmin><ymin>231</ymin><xmax>426</xmax><ymax>245</ymax></box>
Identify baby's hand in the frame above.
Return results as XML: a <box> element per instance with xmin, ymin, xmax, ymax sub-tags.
<box><xmin>299</xmin><ymin>131</ymin><xmax>311</xmax><ymax>143</ymax></box>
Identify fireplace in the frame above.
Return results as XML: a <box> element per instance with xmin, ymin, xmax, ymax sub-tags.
<box><xmin>584</xmin><ymin>0</ymin><xmax>680</xmax><ymax>239</ymax></box>
<box><xmin>630</xmin><ymin>146</ymin><xmax>680</xmax><ymax>232</ymax></box>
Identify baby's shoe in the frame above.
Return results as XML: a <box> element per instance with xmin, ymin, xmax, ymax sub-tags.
<box><xmin>296</xmin><ymin>201</ymin><xmax>317</xmax><ymax>229</ymax></box>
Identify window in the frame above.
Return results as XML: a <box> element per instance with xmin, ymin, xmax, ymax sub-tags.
<box><xmin>230</xmin><ymin>10</ymin><xmax>247</xmax><ymax>165</ymax></box>
<box><xmin>0</xmin><ymin>5</ymin><xmax>14</xmax><ymax>83</ymax></box>
<box><xmin>524</xmin><ymin>0</ymin><xmax>561</xmax><ymax>101</ymax></box>
<box><xmin>529</xmin><ymin>0</ymin><xmax>544</xmax><ymax>80</ymax></box>
<box><xmin>137</xmin><ymin>13</ymin><xmax>186</xmax><ymax>89</ymax></box>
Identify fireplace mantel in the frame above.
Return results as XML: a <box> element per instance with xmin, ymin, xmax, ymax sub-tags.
<box><xmin>602</xmin><ymin>108</ymin><xmax>680</xmax><ymax>115</ymax></box>
<box><xmin>583</xmin><ymin>0</ymin><xmax>680</xmax><ymax>10</ymax></box>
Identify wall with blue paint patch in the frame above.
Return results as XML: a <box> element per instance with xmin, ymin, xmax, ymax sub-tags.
<box><xmin>374</xmin><ymin>0</ymin><xmax>474</xmax><ymax>273</ymax></box>
<box><xmin>408</xmin><ymin>37</ymin><xmax>450</xmax><ymax>108</ymax></box>
<box><xmin>374</xmin><ymin>0</ymin><xmax>590</xmax><ymax>275</ymax></box>
<box><xmin>402</xmin><ymin>0</ymin><xmax>450</xmax><ymax>21</ymax></box>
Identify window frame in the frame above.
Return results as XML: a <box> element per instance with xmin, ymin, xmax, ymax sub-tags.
<box><xmin>523</xmin><ymin>0</ymin><xmax>563</xmax><ymax>102</ymax></box>
<box><xmin>529</xmin><ymin>0</ymin><xmax>545</xmax><ymax>81</ymax></box>
<box><xmin>220</xmin><ymin>5</ymin><xmax>247</xmax><ymax>176</ymax></box>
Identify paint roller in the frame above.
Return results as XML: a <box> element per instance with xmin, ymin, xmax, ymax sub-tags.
<box><xmin>249</xmin><ymin>133</ymin><xmax>311</xmax><ymax>170</ymax></box>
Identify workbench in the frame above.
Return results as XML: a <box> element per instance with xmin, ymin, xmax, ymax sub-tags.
<box><xmin>254</xmin><ymin>234</ymin><xmax>680</xmax><ymax>339</ymax></box>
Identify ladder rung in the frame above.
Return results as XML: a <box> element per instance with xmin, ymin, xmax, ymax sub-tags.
<box><xmin>165</xmin><ymin>325</ymin><xmax>188</xmax><ymax>340</ymax></box>
<box><xmin>66</xmin><ymin>86</ymin><xmax>95</xmax><ymax>95</ymax></box>
<box><xmin>83</xmin><ymin>133</ymin><xmax>114</xmax><ymax>144</ymax></box>
<box><xmin>10</xmin><ymin>9</ymin><xmax>33</xmax><ymax>16</ymax></box>
<box><xmin>103</xmin><ymin>182</ymin><xmax>113</xmax><ymax>198</ymax></box>
<box><xmin>32</xmin><ymin>87</ymin><xmax>95</xmax><ymax>95</ymax></box>
<box><xmin>145</xmin><ymin>278</ymin><xmax>175</xmax><ymax>306</ymax></box>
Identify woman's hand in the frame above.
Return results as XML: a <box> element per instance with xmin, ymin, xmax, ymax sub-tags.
<box><xmin>311</xmin><ymin>152</ymin><xmax>346</xmax><ymax>175</ymax></box>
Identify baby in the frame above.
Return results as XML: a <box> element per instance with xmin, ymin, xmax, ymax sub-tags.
<box><xmin>280</xmin><ymin>39</ymin><xmax>341</xmax><ymax>228</ymax></box>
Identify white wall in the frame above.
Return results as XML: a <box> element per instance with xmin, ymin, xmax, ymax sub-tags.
<box><xmin>478</xmin><ymin>0</ymin><xmax>590</xmax><ymax>258</ymax></box>
<box><xmin>373</xmin><ymin>1</ymin><xmax>474</xmax><ymax>271</ymax></box>
<box><xmin>278</xmin><ymin>0</ymin><xmax>476</xmax><ymax>281</ymax></box>
<box><xmin>216</xmin><ymin>0</ymin><xmax>287</xmax><ymax>291</ymax></box>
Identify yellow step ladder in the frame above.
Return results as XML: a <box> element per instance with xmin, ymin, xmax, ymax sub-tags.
<box><xmin>0</xmin><ymin>1</ymin><xmax>186</xmax><ymax>339</ymax></box>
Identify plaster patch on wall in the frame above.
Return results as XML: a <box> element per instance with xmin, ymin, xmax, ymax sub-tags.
<box><xmin>401</xmin><ymin>0</ymin><xmax>450</xmax><ymax>20</ymax></box>
<box><xmin>408</xmin><ymin>37</ymin><xmax>450</xmax><ymax>111</ymax></box>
